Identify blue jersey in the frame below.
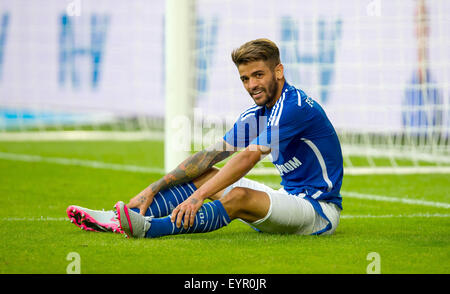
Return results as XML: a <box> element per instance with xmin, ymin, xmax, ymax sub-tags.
<box><xmin>224</xmin><ymin>82</ymin><xmax>344</xmax><ymax>234</ymax></box>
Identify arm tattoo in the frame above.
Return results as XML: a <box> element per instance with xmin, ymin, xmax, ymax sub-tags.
<box><xmin>149</xmin><ymin>142</ymin><xmax>236</xmax><ymax>194</ymax></box>
<box><xmin>138</xmin><ymin>195</ymin><xmax>147</xmax><ymax>204</ymax></box>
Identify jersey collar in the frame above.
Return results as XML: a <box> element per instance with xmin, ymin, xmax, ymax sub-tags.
<box><xmin>265</xmin><ymin>81</ymin><xmax>290</xmax><ymax>111</ymax></box>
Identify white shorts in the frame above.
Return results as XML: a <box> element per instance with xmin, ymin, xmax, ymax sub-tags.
<box><xmin>223</xmin><ymin>177</ymin><xmax>341</xmax><ymax>235</ymax></box>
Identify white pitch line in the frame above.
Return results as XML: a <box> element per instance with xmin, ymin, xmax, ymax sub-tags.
<box><xmin>262</xmin><ymin>181</ymin><xmax>450</xmax><ymax>209</ymax></box>
<box><xmin>0</xmin><ymin>152</ymin><xmax>165</xmax><ymax>174</ymax></box>
<box><xmin>342</xmin><ymin>191</ymin><xmax>450</xmax><ymax>209</ymax></box>
<box><xmin>2</xmin><ymin>150</ymin><xmax>450</xmax><ymax>177</ymax></box>
<box><xmin>341</xmin><ymin>213</ymin><xmax>450</xmax><ymax>219</ymax></box>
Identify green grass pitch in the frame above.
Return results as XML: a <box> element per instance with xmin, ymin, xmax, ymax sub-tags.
<box><xmin>0</xmin><ymin>140</ymin><xmax>449</xmax><ymax>274</ymax></box>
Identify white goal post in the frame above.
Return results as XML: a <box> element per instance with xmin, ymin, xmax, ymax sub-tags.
<box><xmin>164</xmin><ymin>0</ymin><xmax>196</xmax><ymax>172</ymax></box>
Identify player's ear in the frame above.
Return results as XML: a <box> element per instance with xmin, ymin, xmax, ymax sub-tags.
<box><xmin>275</xmin><ymin>63</ymin><xmax>284</xmax><ymax>80</ymax></box>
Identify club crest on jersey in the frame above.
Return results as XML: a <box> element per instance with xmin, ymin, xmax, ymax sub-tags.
<box><xmin>274</xmin><ymin>156</ymin><xmax>302</xmax><ymax>176</ymax></box>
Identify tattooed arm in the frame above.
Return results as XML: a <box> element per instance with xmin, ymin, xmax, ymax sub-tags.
<box><xmin>127</xmin><ymin>140</ymin><xmax>237</xmax><ymax>215</ymax></box>
<box><xmin>171</xmin><ymin>143</ymin><xmax>271</xmax><ymax>228</ymax></box>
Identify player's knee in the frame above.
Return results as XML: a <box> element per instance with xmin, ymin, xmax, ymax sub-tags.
<box><xmin>221</xmin><ymin>187</ymin><xmax>270</xmax><ymax>222</ymax></box>
<box><xmin>228</xmin><ymin>187</ymin><xmax>249</xmax><ymax>202</ymax></box>
<box><xmin>221</xmin><ymin>187</ymin><xmax>250</xmax><ymax>216</ymax></box>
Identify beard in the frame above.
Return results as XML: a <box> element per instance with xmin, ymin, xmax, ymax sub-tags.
<box><xmin>250</xmin><ymin>75</ymin><xmax>279</xmax><ymax>107</ymax></box>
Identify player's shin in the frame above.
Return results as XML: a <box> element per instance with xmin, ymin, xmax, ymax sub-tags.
<box><xmin>145</xmin><ymin>200</ymin><xmax>231</xmax><ymax>238</ymax></box>
<box><xmin>130</xmin><ymin>182</ymin><xmax>196</xmax><ymax>217</ymax></box>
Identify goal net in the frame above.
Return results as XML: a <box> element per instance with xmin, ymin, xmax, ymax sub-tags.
<box><xmin>0</xmin><ymin>0</ymin><xmax>449</xmax><ymax>174</ymax></box>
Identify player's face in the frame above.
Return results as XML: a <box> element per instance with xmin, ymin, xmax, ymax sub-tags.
<box><xmin>238</xmin><ymin>60</ymin><xmax>283</xmax><ymax>107</ymax></box>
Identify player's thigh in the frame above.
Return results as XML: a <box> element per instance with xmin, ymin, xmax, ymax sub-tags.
<box><xmin>218</xmin><ymin>177</ymin><xmax>277</xmax><ymax>222</ymax></box>
<box><xmin>249</xmin><ymin>191</ymin><xmax>317</xmax><ymax>235</ymax></box>
<box><xmin>220</xmin><ymin>186</ymin><xmax>271</xmax><ymax>222</ymax></box>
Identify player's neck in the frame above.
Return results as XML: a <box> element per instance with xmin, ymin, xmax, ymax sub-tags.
<box><xmin>265</xmin><ymin>78</ymin><xmax>285</xmax><ymax>109</ymax></box>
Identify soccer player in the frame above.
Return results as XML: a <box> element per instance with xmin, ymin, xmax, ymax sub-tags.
<box><xmin>67</xmin><ymin>38</ymin><xmax>343</xmax><ymax>238</ymax></box>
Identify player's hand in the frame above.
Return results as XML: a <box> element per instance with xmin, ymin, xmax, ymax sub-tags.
<box><xmin>127</xmin><ymin>186</ymin><xmax>156</xmax><ymax>216</ymax></box>
<box><xmin>171</xmin><ymin>192</ymin><xmax>204</xmax><ymax>229</ymax></box>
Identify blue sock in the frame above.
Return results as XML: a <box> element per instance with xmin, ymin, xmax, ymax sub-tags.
<box><xmin>145</xmin><ymin>200</ymin><xmax>231</xmax><ymax>238</ymax></box>
<box><xmin>131</xmin><ymin>182</ymin><xmax>196</xmax><ymax>217</ymax></box>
